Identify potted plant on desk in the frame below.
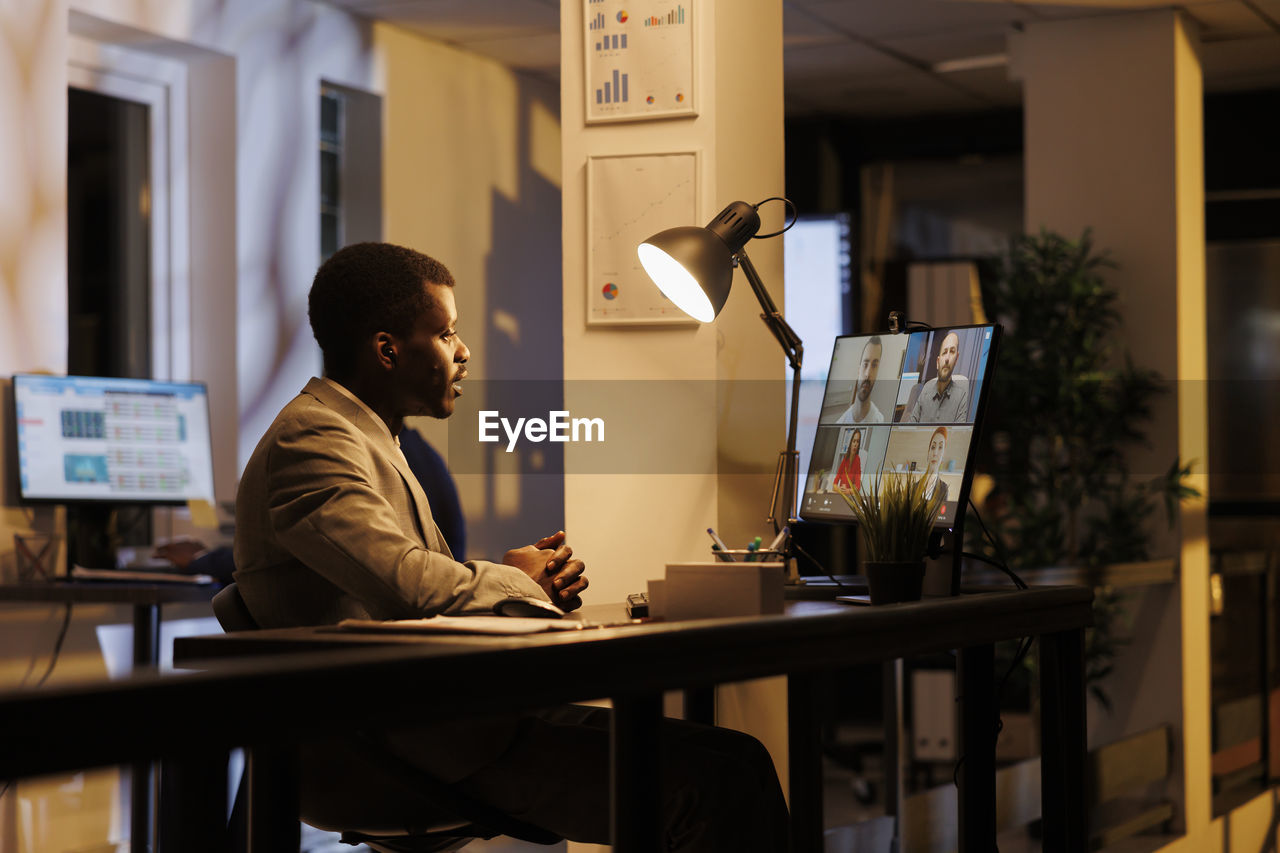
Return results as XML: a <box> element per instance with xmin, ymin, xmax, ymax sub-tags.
<box><xmin>837</xmin><ymin>472</ymin><xmax>943</xmax><ymax>604</ymax></box>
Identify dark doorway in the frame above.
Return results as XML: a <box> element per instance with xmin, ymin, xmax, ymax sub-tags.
<box><xmin>67</xmin><ymin>86</ymin><xmax>151</xmax><ymax>380</ymax></box>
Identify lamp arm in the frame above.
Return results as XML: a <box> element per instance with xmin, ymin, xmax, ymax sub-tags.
<box><xmin>736</xmin><ymin>250</ymin><xmax>803</xmax><ymax>374</ymax></box>
<box><xmin>736</xmin><ymin>249</ymin><xmax>804</xmax><ymax>535</ymax></box>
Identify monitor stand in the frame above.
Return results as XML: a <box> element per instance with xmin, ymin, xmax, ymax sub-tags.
<box><xmin>67</xmin><ymin>505</ymin><xmax>116</xmax><ymax>569</ymax></box>
<box><xmin>66</xmin><ymin>505</ymin><xmax>151</xmax><ymax>570</ymax></box>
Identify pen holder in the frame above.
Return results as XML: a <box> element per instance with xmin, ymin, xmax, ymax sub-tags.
<box><xmin>14</xmin><ymin>533</ymin><xmax>59</xmax><ymax>582</ymax></box>
<box><xmin>714</xmin><ymin>549</ymin><xmax>784</xmax><ymax>563</ymax></box>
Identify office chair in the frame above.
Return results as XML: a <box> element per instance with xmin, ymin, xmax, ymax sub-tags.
<box><xmin>211</xmin><ymin>583</ymin><xmax>561</xmax><ymax>852</ymax></box>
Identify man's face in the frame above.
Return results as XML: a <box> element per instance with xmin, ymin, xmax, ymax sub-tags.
<box><xmin>395</xmin><ymin>281</ymin><xmax>469</xmax><ymax>419</ymax></box>
<box><xmin>936</xmin><ymin>333</ymin><xmax>960</xmax><ymax>384</ymax></box>
<box><xmin>856</xmin><ymin>342</ymin><xmax>882</xmax><ymax>403</ymax></box>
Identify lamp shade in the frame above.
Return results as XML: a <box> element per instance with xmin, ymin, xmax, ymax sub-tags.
<box><xmin>637</xmin><ymin>227</ymin><xmax>732</xmax><ymax>322</ymax></box>
<box><xmin>637</xmin><ymin>200</ymin><xmax>761</xmax><ymax>323</ymax></box>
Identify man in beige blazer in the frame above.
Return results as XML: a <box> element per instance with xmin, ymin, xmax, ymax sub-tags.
<box><xmin>234</xmin><ymin>375</ymin><xmax>568</xmax><ymax>628</ymax></box>
<box><xmin>235</xmin><ymin>242</ymin><xmax>787</xmax><ymax>849</ymax></box>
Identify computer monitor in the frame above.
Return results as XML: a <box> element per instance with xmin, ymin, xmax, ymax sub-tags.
<box><xmin>799</xmin><ymin>324</ymin><xmax>1000</xmax><ymax>539</ymax></box>
<box><xmin>12</xmin><ymin>374</ymin><xmax>216</xmax><ymax>505</ymax></box>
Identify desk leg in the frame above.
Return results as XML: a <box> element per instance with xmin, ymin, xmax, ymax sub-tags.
<box><xmin>684</xmin><ymin>687</ymin><xmax>715</xmax><ymax>726</ymax></box>
<box><xmin>130</xmin><ymin>761</ymin><xmax>153</xmax><ymax>853</ymax></box>
<box><xmin>158</xmin><ymin>748</ymin><xmax>227</xmax><ymax>853</ymax></box>
<box><xmin>611</xmin><ymin>694</ymin><xmax>662</xmax><ymax>852</ymax></box>
<box><xmin>246</xmin><ymin>745</ymin><xmax>300</xmax><ymax>853</ymax></box>
<box><xmin>131</xmin><ymin>604</ymin><xmax>161</xmax><ymax>853</ymax></box>
<box><xmin>132</xmin><ymin>604</ymin><xmax>161</xmax><ymax>669</ymax></box>
<box><xmin>884</xmin><ymin>658</ymin><xmax>907</xmax><ymax>853</ymax></box>
<box><xmin>1039</xmin><ymin>628</ymin><xmax>1086</xmax><ymax>853</ymax></box>
<box><xmin>957</xmin><ymin>643</ymin><xmax>995</xmax><ymax>853</ymax></box>
<box><xmin>788</xmin><ymin>672</ymin><xmax>823</xmax><ymax>852</ymax></box>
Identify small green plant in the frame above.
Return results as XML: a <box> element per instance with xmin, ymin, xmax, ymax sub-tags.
<box><xmin>836</xmin><ymin>471</ymin><xmax>942</xmax><ymax>563</ymax></box>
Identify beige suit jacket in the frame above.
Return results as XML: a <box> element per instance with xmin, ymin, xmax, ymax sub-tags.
<box><xmin>234</xmin><ymin>378</ymin><xmax>548</xmax><ymax>629</ymax></box>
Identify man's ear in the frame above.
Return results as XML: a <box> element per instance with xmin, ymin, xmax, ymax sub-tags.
<box><xmin>374</xmin><ymin>332</ymin><xmax>397</xmax><ymax>369</ymax></box>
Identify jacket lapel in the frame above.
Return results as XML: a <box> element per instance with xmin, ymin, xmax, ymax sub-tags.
<box><xmin>302</xmin><ymin>378</ymin><xmax>449</xmax><ymax>556</ymax></box>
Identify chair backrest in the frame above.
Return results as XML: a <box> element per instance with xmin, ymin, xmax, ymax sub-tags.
<box><xmin>215</xmin><ymin>582</ymin><xmax>559</xmax><ymax>849</ymax></box>
<box><xmin>211</xmin><ymin>582</ymin><xmax>259</xmax><ymax>632</ymax></box>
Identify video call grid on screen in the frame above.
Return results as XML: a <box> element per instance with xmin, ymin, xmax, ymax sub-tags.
<box><xmin>13</xmin><ymin>374</ymin><xmax>216</xmax><ymax>504</ymax></box>
<box><xmin>800</xmin><ymin>325</ymin><xmax>997</xmax><ymax>531</ymax></box>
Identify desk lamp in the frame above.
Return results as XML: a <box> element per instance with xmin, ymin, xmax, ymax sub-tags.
<box><xmin>637</xmin><ymin>198</ymin><xmax>801</xmax><ymax>535</ymax></box>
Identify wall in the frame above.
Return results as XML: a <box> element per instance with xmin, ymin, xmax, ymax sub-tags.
<box><xmin>378</xmin><ymin>22</ymin><xmax>566</xmax><ymax>556</ymax></box>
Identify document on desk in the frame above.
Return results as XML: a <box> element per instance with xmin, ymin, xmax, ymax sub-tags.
<box><xmin>69</xmin><ymin>566</ymin><xmax>216</xmax><ymax>585</ymax></box>
<box><xmin>337</xmin><ymin>616</ymin><xmax>589</xmax><ymax>635</ymax></box>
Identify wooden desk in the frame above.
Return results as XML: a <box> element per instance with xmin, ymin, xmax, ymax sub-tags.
<box><xmin>0</xmin><ymin>580</ymin><xmax>216</xmax><ymax>853</ymax></box>
<box><xmin>0</xmin><ymin>581</ymin><xmax>216</xmax><ymax>666</ymax></box>
<box><xmin>162</xmin><ymin>587</ymin><xmax>1091</xmax><ymax>852</ymax></box>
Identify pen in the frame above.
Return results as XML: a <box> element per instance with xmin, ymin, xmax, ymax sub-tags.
<box><xmin>745</xmin><ymin>536</ymin><xmax>762</xmax><ymax>562</ymax></box>
<box><xmin>711</xmin><ymin>543</ymin><xmax>733</xmax><ymax>563</ymax></box>
<box><xmin>767</xmin><ymin>526</ymin><xmax>789</xmax><ymax>553</ymax></box>
<box><xmin>707</xmin><ymin>528</ymin><xmax>735</xmax><ymax>561</ymax></box>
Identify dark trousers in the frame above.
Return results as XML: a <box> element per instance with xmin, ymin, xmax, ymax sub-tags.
<box><xmin>396</xmin><ymin>705</ymin><xmax>790</xmax><ymax>852</ymax></box>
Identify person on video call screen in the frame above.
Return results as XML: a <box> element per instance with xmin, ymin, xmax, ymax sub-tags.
<box><xmin>908</xmin><ymin>330</ymin><xmax>970</xmax><ymax>423</ymax></box>
<box><xmin>835</xmin><ymin>336</ymin><xmax>886</xmax><ymax>425</ymax></box>
<box><xmin>920</xmin><ymin>426</ymin><xmax>949</xmax><ymax>503</ymax></box>
<box><xmin>831</xmin><ymin>428</ymin><xmax>865</xmax><ymax>493</ymax></box>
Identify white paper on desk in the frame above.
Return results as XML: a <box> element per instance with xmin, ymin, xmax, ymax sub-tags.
<box><xmin>70</xmin><ymin>565</ymin><xmax>216</xmax><ymax>585</ymax></box>
<box><xmin>337</xmin><ymin>616</ymin><xmax>585</xmax><ymax>635</ymax></box>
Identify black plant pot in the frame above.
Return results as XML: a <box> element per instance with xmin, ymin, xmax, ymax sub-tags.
<box><xmin>864</xmin><ymin>560</ymin><xmax>926</xmax><ymax>605</ymax></box>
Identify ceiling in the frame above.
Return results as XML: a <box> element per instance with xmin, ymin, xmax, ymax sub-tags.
<box><xmin>323</xmin><ymin>0</ymin><xmax>1280</xmax><ymax>117</ymax></box>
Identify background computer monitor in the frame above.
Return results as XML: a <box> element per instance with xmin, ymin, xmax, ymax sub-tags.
<box><xmin>799</xmin><ymin>324</ymin><xmax>1000</xmax><ymax>535</ymax></box>
<box><xmin>12</xmin><ymin>374</ymin><xmax>216</xmax><ymax>505</ymax></box>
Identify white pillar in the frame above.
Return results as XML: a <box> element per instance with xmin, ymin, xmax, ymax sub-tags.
<box><xmin>560</xmin><ymin>0</ymin><xmax>789</xmax><ymax>812</ymax></box>
<box><xmin>1016</xmin><ymin>9</ymin><xmax>1211</xmax><ymax>840</ymax></box>
<box><xmin>560</xmin><ymin>0</ymin><xmax>785</xmax><ymax>601</ymax></box>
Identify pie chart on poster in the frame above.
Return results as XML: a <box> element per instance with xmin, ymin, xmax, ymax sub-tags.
<box><xmin>602</xmin><ymin>282</ymin><xmax>618</xmax><ymax>300</ymax></box>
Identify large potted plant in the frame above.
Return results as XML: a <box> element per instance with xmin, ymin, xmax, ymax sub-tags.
<box><xmin>975</xmin><ymin>228</ymin><xmax>1197</xmax><ymax>707</ymax></box>
<box><xmin>837</xmin><ymin>472</ymin><xmax>942</xmax><ymax>604</ymax></box>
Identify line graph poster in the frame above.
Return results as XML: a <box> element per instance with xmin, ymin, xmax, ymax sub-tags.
<box><xmin>587</xmin><ymin>152</ymin><xmax>699</xmax><ymax>326</ymax></box>
<box><xmin>584</xmin><ymin>0</ymin><xmax>695</xmax><ymax>123</ymax></box>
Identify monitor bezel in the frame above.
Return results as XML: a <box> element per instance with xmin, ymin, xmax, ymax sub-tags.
<box><xmin>11</xmin><ymin>373</ymin><xmax>217</xmax><ymax>507</ymax></box>
<box><xmin>798</xmin><ymin>322</ymin><xmax>1002</xmax><ymax>533</ymax></box>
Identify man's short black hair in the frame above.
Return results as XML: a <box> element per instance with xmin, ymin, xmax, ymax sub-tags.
<box><xmin>308</xmin><ymin>242</ymin><xmax>455</xmax><ymax>376</ymax></box>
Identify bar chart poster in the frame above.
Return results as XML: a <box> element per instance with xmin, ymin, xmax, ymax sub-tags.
<box><xmin>587</xmin><ymin>152</ymin><xmax>699</xmax><ymax>325</ymax></box>
<box><xmin>583</xmin><ymin>0</ymin><xmax>695</xmax><ymax>123</ymax></box>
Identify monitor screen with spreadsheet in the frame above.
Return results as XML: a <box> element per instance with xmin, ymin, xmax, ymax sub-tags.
<box><xmin>12</xmin><ymin>374</ymin><xmax>216</xmax><ymax>505</ymax></box>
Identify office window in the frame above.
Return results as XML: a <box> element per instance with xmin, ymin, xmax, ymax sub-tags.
<box><xmin>319</xmin><ymin>83</ymin><xmax>382</xmax><ymax>262</ymax></box>
<box><xmin>320</xmin><ymin>87</ymin><xmax>344</xmax><ymax>261</ymax></box>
